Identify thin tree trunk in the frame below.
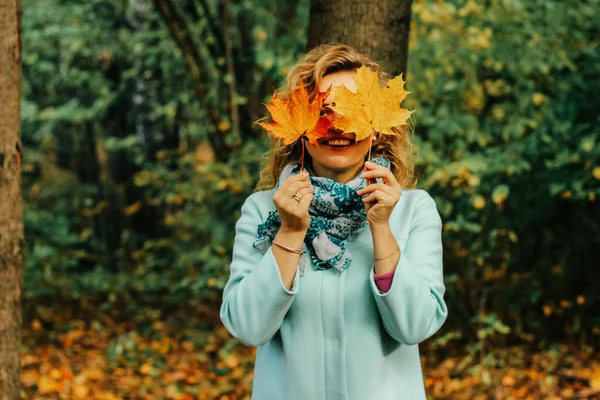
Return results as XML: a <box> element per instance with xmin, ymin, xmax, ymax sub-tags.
<box><xmin>0</xmin><ymin>0</ymin><xmax>24</xmax><ymax>398</ymax></box>
<box><xmin>307</xmin><ymin>0</ymin><xmax>413</xmax><ymax>77</ymax></box>
<box><xmin>151</xmin><ymin>0</ymin><xmax>230</xmax><ymax>161</ymax></box>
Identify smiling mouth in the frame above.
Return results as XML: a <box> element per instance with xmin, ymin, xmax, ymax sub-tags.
<box><xmin>323</xmin><ymin>139</ymin><xmax>355</xmax><ymax>147</ymax></box>
<box><xmin>318</xmin><ymin>134</ymin><xmax>357</xmax><ymax>148</ymax></box>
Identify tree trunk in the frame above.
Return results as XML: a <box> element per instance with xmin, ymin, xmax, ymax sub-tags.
<box><xmin>0</xmin><ymin>0</ymin><xmax>24</xmax><ymax>398</ymax></box>
<box><xmin>307</xmin><ymin>0</ymin><xmax>413</xmax><ymax>77</ymax></box>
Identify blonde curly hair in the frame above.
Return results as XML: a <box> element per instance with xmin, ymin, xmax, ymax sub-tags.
<box><xmin>255</xmin><ymin>43</ymin><xmax>416</xmax><ymax>191</ymax></box>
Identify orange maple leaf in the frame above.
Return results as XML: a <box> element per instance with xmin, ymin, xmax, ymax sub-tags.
<box><xmin>330</xmin><ymin>65</ymin><xmax>414</xmax><ymax>141</ymax></box>
<box><xmin>256</xmin><ymin>83</ymin><xmax>330</xmax><ymax>145</ymax></box>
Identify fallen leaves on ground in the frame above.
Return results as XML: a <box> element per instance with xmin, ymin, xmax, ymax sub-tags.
<box><xmin>21</xmin><ymin>302</ymin><xmax>255</xmax><ymax>400</ymax></box>
<box><xmin>21</xmin><ymin>302</ymin><xmax>600</xmax><ymax>399</ymax></box>
<box><xmin>422</xmin><ymin>345</ymin><xmax>600</xmax><ymax>399</ymax></box>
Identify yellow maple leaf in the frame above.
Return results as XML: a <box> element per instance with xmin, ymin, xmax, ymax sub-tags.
<box><xmin>256</xmin><ymin>83</ymin><xmax>330</xmax><ymax>145</ymax></box>
<box><xmin>330</xmin><ymin>65</ymin><xmax>413</xmax><ymax>141</ymax></box>
<box><xmin>139</xmin><ymin>362</ymin><xmax>154</xmax><ymax>375</ymax></box>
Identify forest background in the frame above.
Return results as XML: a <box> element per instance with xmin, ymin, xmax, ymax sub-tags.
<box><xmin>12</xmin><ymin>0</ymin><xmax>600</xmax><ymax>398</ymax></box>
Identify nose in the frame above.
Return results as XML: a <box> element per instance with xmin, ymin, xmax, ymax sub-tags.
<box><xmin>325</xmin><ymin>111</ymin><xmax>344</xmax><ymax>132</ymax></box>
<box><xmin>323</xmin><ymin>109</ymin><xmax>343</xmax><ymax>122</ymax></box>
<box><xmin>327</xmin><ymin>125</ymin><xmax>343</xmax><ymax>135</ymax></box>
<box><xmin>330</xmin><ymin>109</ymin><xmax>344</xmax><ymax>120</ymax></box>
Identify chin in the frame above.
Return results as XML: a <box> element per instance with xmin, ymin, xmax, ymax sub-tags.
<box><xmin>319</xmin><ymin>165</ymin><xmax>351</xmax><ymax>174</ymax></box>
<box><xmin>316</xmin><ymin>157</ymin><xmax>361</xmax><ymax>171</ymax></box>
<box><xmin>306</xmin><ymin>139</ymin><xmax>370</xmax><ymax>175</ymax></box>
<box><xmin>307</xmin><ymin>154</ymin><xmax>367</xmax><ymax>177</ymax></box>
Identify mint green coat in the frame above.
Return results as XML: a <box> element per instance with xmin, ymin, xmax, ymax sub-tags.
<box><xmin>220</xmin><ymin>188</ymin><xmax>448</xmax><ymax>400</ymax></box>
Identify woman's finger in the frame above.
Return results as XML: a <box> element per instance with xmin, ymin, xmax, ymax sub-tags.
<box><xmin>298</xmin><ymin>192</ymin><xmax>313</xmax><ymax>210</ymax></box>
<box><xmin>274</xmin><ymin>178</ymin><xmax>309</xmax><ymax>209</ymax></box>
<box><xmin>284</xmin><ymin>180</ymin><xmax>311</xmax><ymax>199</ymax></box>
<box><xmin>285</xmin><ymin>187</ymin><xmax>313</xmax><ymax>209</ymax></box>
<box><xmin>357</xmin><ymin>182</ymin><xmax>394</xmax><ymax>196</ymax></box>
<box><xmin>361</xmin><ymin>189</ymin><xmax>392</xmax><ymax>204</ymax></box>
<box><xmin>279</xmin><ymin>171</ymin><xmax>309</xmax><ymax>193</ymax></box>
<box><xmin>363</xmin><ymin>163</ymin><xmax>399</xmax><ymax>187</ymax></box>
<box><xmin>369</xmin><ymin>203</ymin><xmax>385</xmax><ymax>212</ymax></box>
<box><xmin>293</xmin><ymin>186</ymin><xmax>313</xmax><ymax>200</ymax></box>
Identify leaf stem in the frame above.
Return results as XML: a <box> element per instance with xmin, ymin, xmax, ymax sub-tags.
<box><xmin>367</xmin><ymin>133</ymin><xmax>376</xmax><ymax>184</ymax></box>
<box><xmin>301</xmin><ymin>137</ymin><xmax>306</xmax><ymax>172</ymax></box>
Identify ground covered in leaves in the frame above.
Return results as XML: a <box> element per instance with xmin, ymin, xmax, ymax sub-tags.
<box><xmin>20</xmin><ymin>300</ymin><xmax>600</xmax><ymax>400</ymax></box>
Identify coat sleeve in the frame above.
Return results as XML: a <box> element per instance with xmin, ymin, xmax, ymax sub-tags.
<box><xmin>369</xmin><ymin>192</ymin><xmax>448</xmax><ymax>345</ymax></box>
<box><xmin>219</xmin><ymin>194</ymin><xmax>300</xmax><ymax>347</ymax></box>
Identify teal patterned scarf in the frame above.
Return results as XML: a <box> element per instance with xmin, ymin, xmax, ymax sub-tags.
<box><xmin>253</xmin><ymin>157</ymin><xmax>390</xmax><ymax>276</ymax></box>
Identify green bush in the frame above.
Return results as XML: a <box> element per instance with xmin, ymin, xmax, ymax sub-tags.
<box><xmin>408</xmin><ymin>0</ymin><xmax>600</xmax><ymax>342</ymax></box>
<box><xmin>21</xmin><ymin>0</ymin><xmax>308</xmax><ymax>313</ymax></box>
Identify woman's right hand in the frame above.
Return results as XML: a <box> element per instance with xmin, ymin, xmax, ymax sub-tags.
<box><xmin>273</xmin><ymin>170</ymin><xmax>313</xmax><ymax>234</ymax></box>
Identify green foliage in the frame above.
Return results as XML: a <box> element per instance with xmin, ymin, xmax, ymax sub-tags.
<box><xmin>408</xmin><ymin>0</ymin><xmax>600</xmax><ymax>341</ymax></box>
<box><xmin>21</xmin><ymin>0</ymin><xmax>308</xmax><ymax>310</ymax></box>
<box><xmin>20</xmin><ymin>0</ymin><xmax>600</xmax><ymax>345</ymax></box>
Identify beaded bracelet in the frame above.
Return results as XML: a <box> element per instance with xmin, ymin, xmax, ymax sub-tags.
<box><xmin>375</xmin><ymin>246</ymin><xmax>400</xmax><ymax>261</ymax></box>
<box><xmin>272</xmin><ymin>240</ymin><xmax>305</xmax><ymax>255</ymax></box>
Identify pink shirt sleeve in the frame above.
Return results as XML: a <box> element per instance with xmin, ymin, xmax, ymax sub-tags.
<box><xmin>374</xmin><ymin>269</ymin><xmax>396</xmax><ymax>293</ymax></box>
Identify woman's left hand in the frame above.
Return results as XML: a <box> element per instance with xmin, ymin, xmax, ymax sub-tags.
<box><xmin>356</xmin><ymin>161</ymin><xmax>403</xmax><ymax>226</ymax></box>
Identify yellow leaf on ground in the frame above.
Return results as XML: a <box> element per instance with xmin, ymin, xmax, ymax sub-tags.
<box><xmin>38</xmin><ymin>376</ymin><xmax>62</xmax><ymax>394</ymax></box>
<box><xmin>86</xmin><ymin>367</ymin><xmax>105</xmax><ymax>380</ymax></box>
<box><xmin>224</xmin><ymin>354</ymin><xmax>240</xmax><ymax>369</ymax></box>
<box><xmin>139</xmin><ymin>363</ymin><xmax>154</xmax><ymax>375</ymax></box>
<box><xmin>72</xmin><ymin>384</ymin><xmax>90</xmax><ymax>399</ymax></box>
<box><xmin>21</xmin><ymin>369</ymin><xmax>39</xmax><ymax>387</ymax></box>
<box><xmin>49</xmin><ymin>368</ymin><xmax>62</xmax><ymax>380</ymax></box>
<box><xmin>590</xmin><ymin>364</ymin><xmax>600</xmax><ymax>389</ymax></box>
<box><xmin>31</xmin><ymin>319</ymin><xmax>42</xmax><ymax>331</ymax></box>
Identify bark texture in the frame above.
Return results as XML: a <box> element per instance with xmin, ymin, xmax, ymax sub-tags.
<box><xmin>307</xmin><ymin>0</ymin><xmax>413</xmax><ymax>77</ymax></box>
<box><xmin>0</xmin><ymin>0</ymin><xmax>24</xmax><ymax>398</ymax></box>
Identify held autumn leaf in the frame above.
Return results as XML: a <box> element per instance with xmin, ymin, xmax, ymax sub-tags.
<box><xmin>330</xmin><ymin>65</ymin><xmax>413</xmax><ymax>141</ymax></box>
<box><xmin>255</xmin><ymin>83</ymin><xmax>330</xmax><ymax>145</ymax></box>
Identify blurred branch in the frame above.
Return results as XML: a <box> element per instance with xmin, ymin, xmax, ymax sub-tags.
<box><xmin>151</xmin><ymin>0</ymin><xmax>229</xmax><ymax>162</ymax></box>
<box><xmin>231</xmin><ymin>0</ymin><xmax>259</xmax><ymax>140</ymax></box>
<box><xmin>195</xmin><ymin>0</ymin><xmax>226</xmax><ymax>59</ymax></box>
<box><xmin>222</xmin><ymin>0</ymin><xmax>239</xmax><ymax>136</ymax></box>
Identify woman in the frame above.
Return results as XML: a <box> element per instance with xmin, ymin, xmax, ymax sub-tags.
<box><xmin>220</xmin><ymin>44</ymin><xmax>447</xmax><ymax>400</ymax></box>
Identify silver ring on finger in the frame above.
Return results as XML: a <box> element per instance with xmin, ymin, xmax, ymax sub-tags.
<box><xmin>292</xmin><ymin>194</ymin><xmax>301</xmax><ymax>203</ymax></box>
